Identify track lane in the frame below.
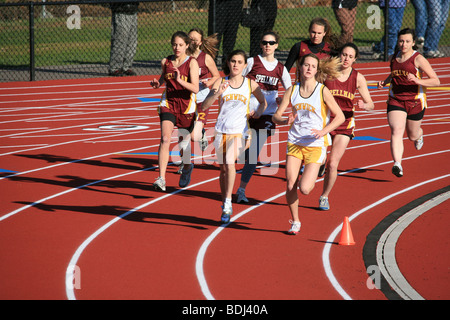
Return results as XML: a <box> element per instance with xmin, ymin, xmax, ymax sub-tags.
<box><xmin>0</xmin><ymin>59</ymin><xmax>448</xmax><ymax>300</ymax></box>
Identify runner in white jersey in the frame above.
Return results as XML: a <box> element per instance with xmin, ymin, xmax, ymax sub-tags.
<box><xmin>202</xmin><ymin>49</ymin><xmax>266</xmax><ymax>224</ymax></box>
<box><xmin>214</xmin><ymin>76</ymin><xmax>252</xmax><ymax>135</ymax></box>
<box><xmin>236</xmin><ymin>30</ymin><xmax>292</xmax><ymax>204</ymax></box>
<box><xmin>272</xmin><ymin>53</ymin><xmax>344</xmax><ymax>235</ymax></box>
<box><xmin>288</xmin><ymin>81</ymin><xmax>332</xmax><ymax>147</ymax></box>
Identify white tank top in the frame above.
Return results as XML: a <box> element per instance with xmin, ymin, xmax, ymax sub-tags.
<box><xmin>288</xmin><ymin>81</ymin><xmax>331</xmax><ymax>147</ymax></box>
<box><xmin>215</xmin><ymin>77</ymin><xmax>252</xmax><ymax>135</ymax></box>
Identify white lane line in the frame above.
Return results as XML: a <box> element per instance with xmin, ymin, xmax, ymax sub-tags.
<box><xmin>65</xmin><ymin>171</ymin><xmax>220</xmax><ymax>300</ymax></box>
<box><xmin>0</xmin><ymin>79</ymin><xmax>154</xmax><ymax>91</ymax></box>
<box><xmin>196</xmin><ymin>149</ymin><xmax>450</xmax><ymax>300</ymax></box>
<box><xmin>322</xmin><ymin>171</ymin><xmax>450</xmax><ymax>300</ymax></box>
<box><xmin>376</xmin><ymin>189</ymin><xmax>450</xmax><ymax>300</ymax></box>
<box><xmin>0</xmin><ymin>123</ymin><xmax>160</xmax><ymax>158</ymax></box>
<box><xmin>0</xmin><ymin>87</ymin><xmax>152</xmax><ymax>98</ymax></box>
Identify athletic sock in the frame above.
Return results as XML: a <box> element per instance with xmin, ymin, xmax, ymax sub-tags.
<box><xmin>224</xmin><ymin>198</ymin><xmax>232</xmax><ymax>209</ymax></box>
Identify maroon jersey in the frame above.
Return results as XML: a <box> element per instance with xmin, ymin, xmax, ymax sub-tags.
<box><xmin>325</xmin><ymin>68</ymin><xmax>358</xmax><ymax>118</ymax></box>
<box><xmin>300</xmin><ymin>41</ymin><xmax>331</xmax><ymax>59</ymax></box>
<box><xmin>389</xmin><ymin>51</ymin><xmax>426</xmax><ymax>101</ymax></box>
<box><xmin>163</xmin><ymin>55</ymin><xmax>196</xmax><ymax>114</ymax></box>
<box><xmin>196</xmin><ymin>51</ymin><xmax>209</xmax><ymax>80</ymax></box>
<box><xmin>325</xmin><ymin>69</ymin><xmax>359</xmax><ymax>137</ymax></box>
<box><xmin>246</xmin><ymin>55</ymin><xmax>284</xmax><ymax>91</ymax></box>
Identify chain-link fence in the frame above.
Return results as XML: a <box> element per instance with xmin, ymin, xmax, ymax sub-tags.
<box><xmin>1</xmin><ymin>0</ymin><xmax>449</xmax><ymax>82</ymax></box>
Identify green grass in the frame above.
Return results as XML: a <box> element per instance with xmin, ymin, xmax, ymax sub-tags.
<box><xmin>1</xmin><ymin>3</ymin><xmax>448</xmax><ymax>68</ymax></box>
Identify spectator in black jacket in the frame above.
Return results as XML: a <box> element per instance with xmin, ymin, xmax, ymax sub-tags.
<box><xmin>208</xmin><ymin>0</ymin><xmax>243</xmax><ymax>68</ymax></box>
<box><xmin>249</xmin><ymin>0</ymin><xmax>278</xmax><ymax>57</ymax></box>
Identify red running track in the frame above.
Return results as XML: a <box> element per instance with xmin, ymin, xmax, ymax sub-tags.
<box><xmin>0</xmin><ymin>58</ymin><xmax>449</xmax><ymax>301</ymax></box>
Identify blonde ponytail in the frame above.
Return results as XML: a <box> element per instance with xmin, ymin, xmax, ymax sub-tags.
<box><xmin>296</xmin><ymin>54</ymin><xmax>341</xmax><ymax>83</ymax></box>
<box><xmin>317</xmin><ymin>56</ymin><xmax>342</xmax><ymax>83</ymax></box>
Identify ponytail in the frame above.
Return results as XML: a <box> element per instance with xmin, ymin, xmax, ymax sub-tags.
<box><xmin>296</xmin><ymin>53</ymin><xmax>341</xmax><ymax>83</ymax></box>
<box><xmin>318</xmin><ymin>56</ymin><xmax>342</xmax><ymax>83</ymax></box>
<box><xmin>188</xmin><ymin>28</ymin><xmax>219</xmax><ymax>59</ymax></box>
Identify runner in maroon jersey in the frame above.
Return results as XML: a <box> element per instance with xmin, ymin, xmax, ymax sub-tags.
<box><xmin>377</xmin><ymin>28</ymin><xmax>440</xmax><ymax>178</ymax></box>
<box><xmin>188</xmin><ymin>28</ymin><xmax>220</xmax><ymax>153</ymax></box>
<box><xmin>235</xmin><ymin>30</ymin><xmax>292</xmax><ymax>204</ymax></box>
<box><xmin>150</xmin><ymin>31</ymin><xmax>199</xmax><ymax>191</ymax></box>
<box><xmin>319</xmin><ymin>43</ymin><xmax>374</xmax><ymax>210</ymax></box>
<box><xmin>284</xmin><ymin>17</ymin><xmax>336</xmax><ymax>73</ymax></box>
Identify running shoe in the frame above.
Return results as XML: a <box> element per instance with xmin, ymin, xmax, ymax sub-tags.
<box><xmin>176</xmin><ymin>161</ymin><xmax>183</xmax><ymax>174</ymax></box>
<box><xmin>221</xmin><ymin>205</ymin><xmax>232</xmax><ymax>224</ymax></box>
<box><xmin>288</xmin><ymin>220</ymin><xmax>301</xmax><ymax>235</ymax></box>
<box><xmin>424</xmin><ymin>50</ymin><xmax>444</xmax><ymax>58</ymax></box>
<box><xmin>179</xmin><ymin>163</ymin><xmax>194</xmax><ymax>188</ymax></box>
<box><xmin>416</xmin><ymin>37</ymin><xmax>424</xmax><ymax>49</ymax></box>
<box><xmin>236</xmin><ymin>188</ymin><xmax>249</xmax><ymax>204</ymax></box>
<box><xmin>318</xmin><ymin>161</ymin><xmax>326</xmax><ymax>177</ymax></box>
<box><xmin>199</xmin><ymin>130</ymin><xmax>208</xmax><ymax>151</ymax></box>
<box><xmin>300</xmin><ymin>165</ymin><xmax>305</xmax><ymax>175</ymax></box>
<box><xmin>319</xmin><ymin>196</ymin><xmax>330</xmax><ymax>210</ymax></box>
<box><xmin>123</xmin><ymin>69</ymin><xmax>137</xmax><ymax>76</ymax></box>
<box><xmin>414</xmin><ymin>135</ymin><xmax>424</xmax><ymax>150</ymax></box>
<box><xmin>153</xmin><ymin>177</ymin><xmax>166</xmax><ymax>191</ymax></box>
<box><xmin>392</xmin><ymin>162</ymin><xmax>403</xmax><ymax>177</ymax></box>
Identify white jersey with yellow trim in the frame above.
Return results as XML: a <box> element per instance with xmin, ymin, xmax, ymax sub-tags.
<box><xmin>215</xmin><ymin>77</ymin><xmax>252</xmax><ymax>135</ymax></box>
<box><xmin>288</xmin><ymin>81</ymin><xmax>332</xmax><ymax>147</ymax></box>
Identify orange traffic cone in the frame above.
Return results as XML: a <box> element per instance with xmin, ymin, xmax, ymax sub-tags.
<box><xmin>338</xmin><ymin>216</ymin><xmax>355</xmax><ymax>245</ymax></box>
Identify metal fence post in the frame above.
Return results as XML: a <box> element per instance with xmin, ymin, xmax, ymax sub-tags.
<box><xmin>29</xmin><ymin>2</ymin><xmax>35</xmax><ymax>81</ymax></box>
<box><xmin>384</xmin><ymin>0</ymin><xmax>389</xmax><ymax>62</ymax></box>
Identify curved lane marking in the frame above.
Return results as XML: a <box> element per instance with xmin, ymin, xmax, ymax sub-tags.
<box><xmin>196</xmin><ymin>150</ymin><xmax>450</xmax><ymax>300</ymax></box>
<box><xmin>322</xmin><ymin>173</ymin><xmax>450</xmax><ymax>300</ymax></box>
<box><xmin>376</xmin><ymin>189</ymin><xmax>450</xmax><ymax>300</ymax></box>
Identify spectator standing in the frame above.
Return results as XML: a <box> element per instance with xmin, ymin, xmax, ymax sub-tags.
<box><xmin>249</xmin><ymin>0</ymin><xmax>278</xmax><ymax>57</ymax></box>
<box><xmin>208</xmin><ymin>0</ymin><xmax>244</xmax><ymax>68</ymax></box>
<box><xmin>109</xmin><ymin>2</ymin><xmax>139</xmax><ymax>76</ymax></box>
<box><xmin>332</xmin><ymin>0</ymin><xmax>358</xmax><ymax>47</ymax></box>
<box><xmin>372</xmin><ymin>0</ymin><xmax>406</xmax><ymax>59</ymax></box>
<box><xmin>412</xmin><ymin>0</ymin><xmax>449</xmax><ymax>58</ymax></box>
<box><xmin>411</xmin><ymin>0</ymin><xmax>427</xmax><ymax>48</ymax></box>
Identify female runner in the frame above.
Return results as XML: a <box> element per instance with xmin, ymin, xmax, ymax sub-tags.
<box><xmin>188</xmin><ymin>28</ymin><xmax>221</xmax><ymax>152</ymax></box>
<box><xmin>272</xmin><ymin>53</ymin><xmax>344</xmax><ymax>235</ymax></box>
<box><xmin>150</xmin><ymin>31</ymin><xmax>199</xmax><ymax>191</ymax></box>
<box><xmin>284</xmin><ymin>17</ymin><xmax>335</xmax><ymax>72</ymax></box>
<box><xmin>236</xmin><ymin>30</ymin><xmax>292</xmax><ymax>204</ymax></box>
<box><xmin>319</xmin><ymin>43</ymin><xmax>374</xmax><ymax>210</ymax></box>
<box><xmin>378</xmin><ymin>28</ymin><xmax>440</xmax><ymax>177</ymax></box>
<box><xmin>202</xmin><ymin>50</ymin><xmax>267</xmax><ymax>223</ymax></box>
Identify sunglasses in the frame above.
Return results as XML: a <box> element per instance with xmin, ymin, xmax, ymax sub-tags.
<box><xmin>261</xmin><ymin>40</ymin><xmax>277</xmax><ymax>46</ymax></box>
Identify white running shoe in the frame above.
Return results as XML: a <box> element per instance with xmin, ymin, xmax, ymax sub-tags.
<box><xmin>153</xmin><ymin>177</ymin><xmax>166</xmax><ymax>191</ymax></box>
<box><xmin>288</xmin><ymin>220</ymin><xmax>301</xmax><ymax>235</ymax></box>
<box><xmin>319</xmin><ymin>196</ymin><xmax>330</xmax><ymax>210</ymax></box>
<box><xmin>392</xmin><ymin>162</ymin><xmax>403</xmax><ymax>178</ymax></box>
<box><xmin>176</xmin><ymin>161</ymin><xmax>183</xmax><ymax>174</ymax></box>
<box><xmin>415</xmin><ymin>135</ymin><xmax>423</xmax><ymax>150</ymax></box>
<box><xmin>199</xmin><ymin>131</ymin><xmax>208</xmax><ymax>151</ymax></box>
